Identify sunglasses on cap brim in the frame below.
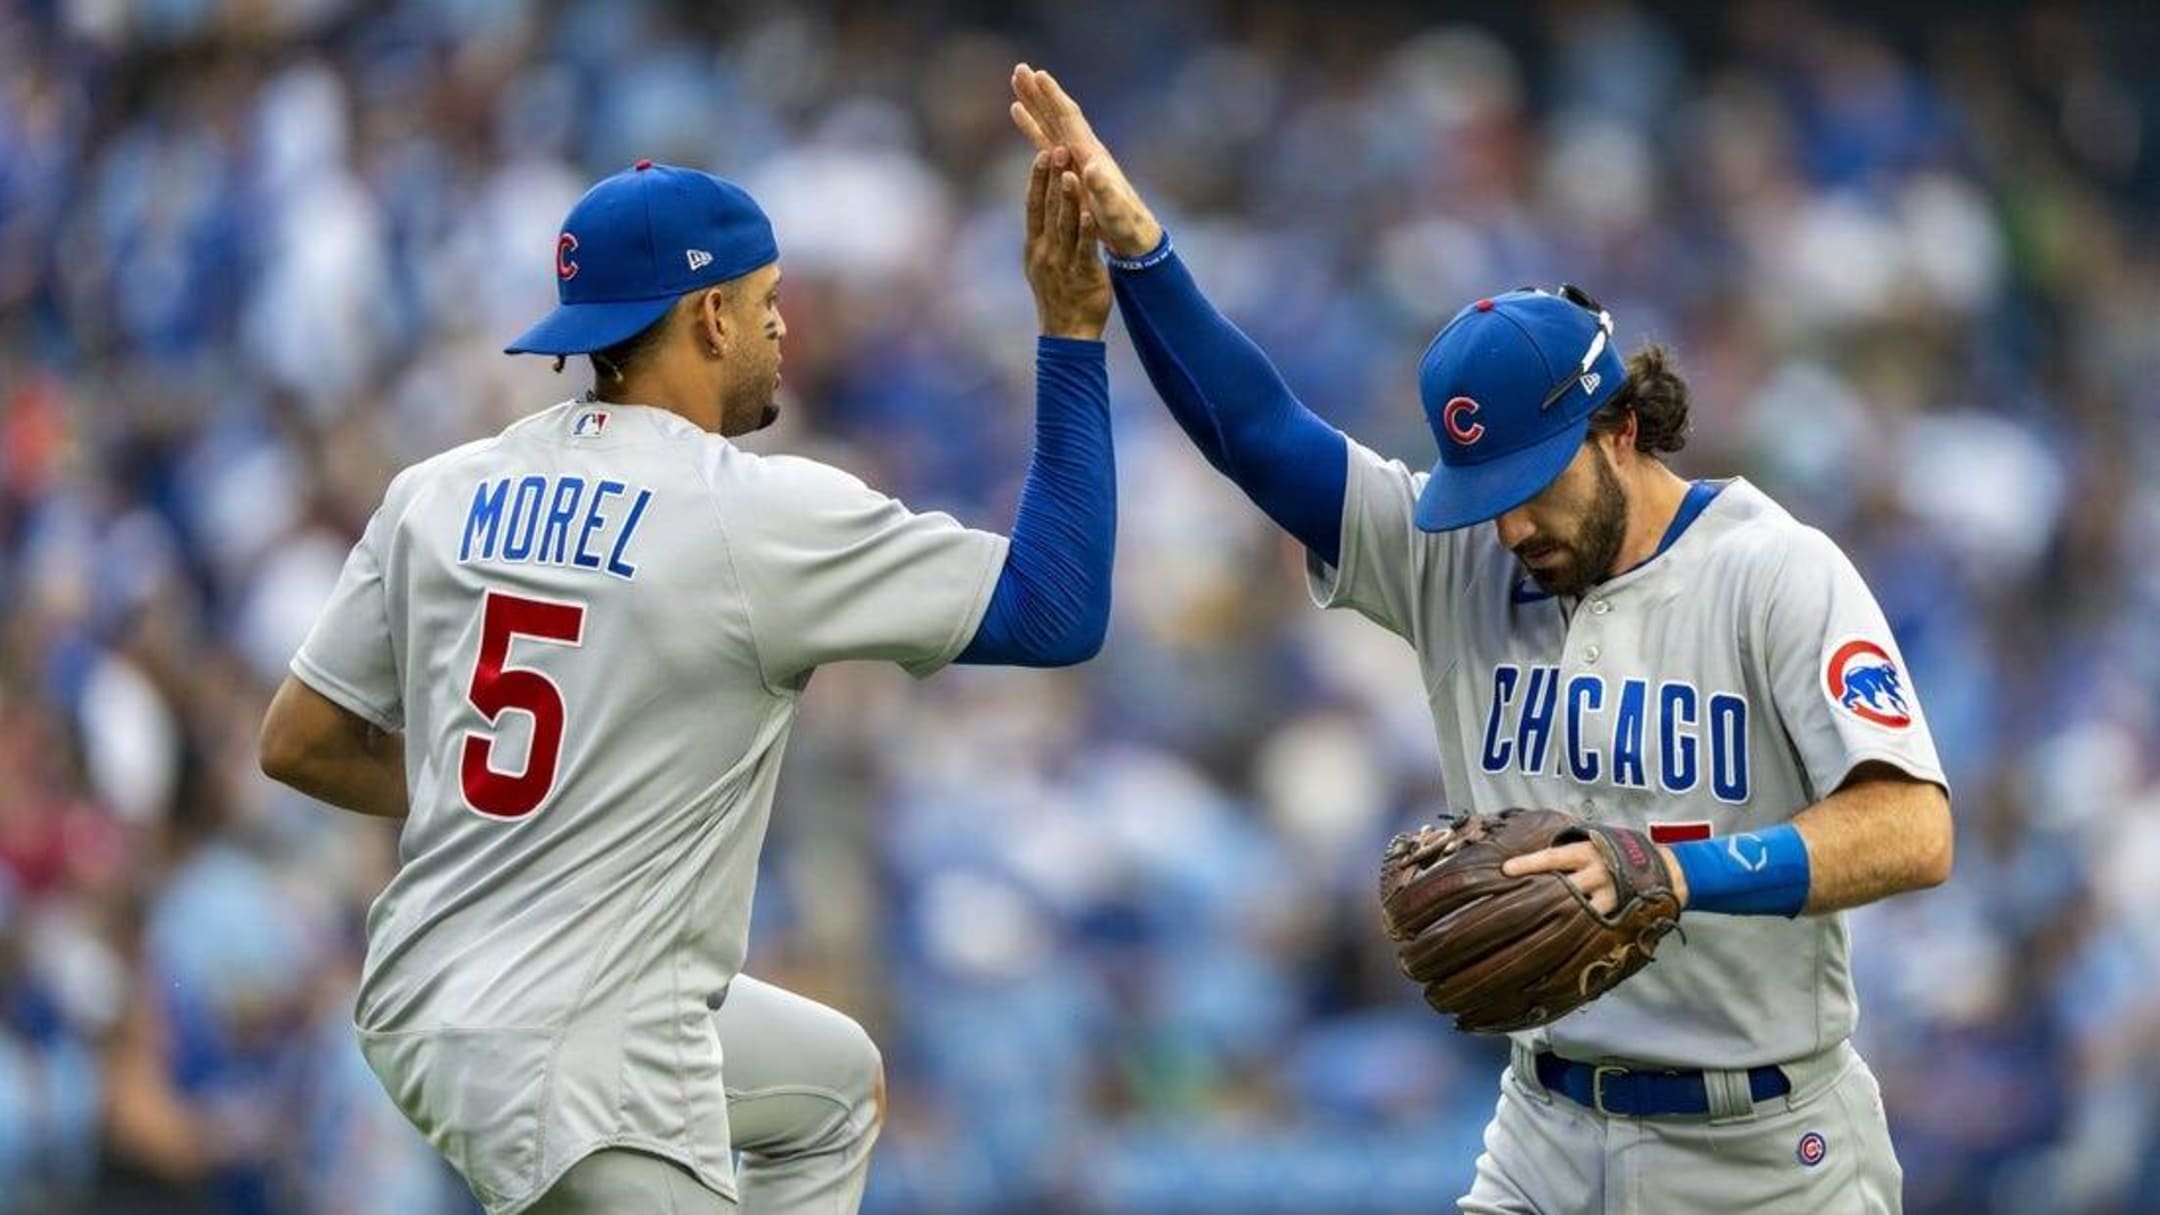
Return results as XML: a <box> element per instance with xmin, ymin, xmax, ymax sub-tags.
<box><xmin>1530</xmin><ymin>283</ymin><xmax>1615</xmax><ymax>412</ymax></box>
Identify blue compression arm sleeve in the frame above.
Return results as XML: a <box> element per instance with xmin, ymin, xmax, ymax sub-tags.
<box><xmin>1667</xmin><ymin>823</ymin><xmax>1813</xmax><ymax>917</ymax></box>
<box><xmin>957</xmin><ymin>336</ymin><xmax>1115</xmax><ymax>667</ymax></box>
<box><xmin>1109</xmin><ymin>235</ymin><xmax>1349</xmax><ymax>567</ymax></box>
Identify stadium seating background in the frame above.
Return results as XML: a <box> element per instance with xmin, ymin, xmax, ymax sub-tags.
<box><xmin>4</xmin><ymin>1</ymin><xmax>2160</xmax><ymax>1211</ymax></box>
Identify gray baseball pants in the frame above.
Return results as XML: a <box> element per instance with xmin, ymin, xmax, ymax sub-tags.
<box><xmin>1460</xmin><ymin>1040</ymin><xmax>1903</xmax><ymax>1214</ymax></box>
<box><xmin>528</xmin><ymin>976</ymin><xmax>884</xmax><ymax>1214</ymax></box>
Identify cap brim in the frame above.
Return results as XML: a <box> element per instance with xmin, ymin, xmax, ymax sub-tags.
<box><xmin>1414</xmin><ymin>413</ymin><xmax>1591</xmax><ymax>532</ymax></box>
<box><xmin>504</xmin><ymin>296</ymin><xmax>679</xmax><ymax>356</ymax></box>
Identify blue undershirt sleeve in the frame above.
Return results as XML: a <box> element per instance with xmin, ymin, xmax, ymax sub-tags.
<box><xmin>956</xmin><ymin>336</ymin><xmax>1115</xmax><ymax>667</ymax></box>
<box><xmin>1109</xmin><ymin>234</ymin><xmax>1349</xmax><ymax>567</ymax></box>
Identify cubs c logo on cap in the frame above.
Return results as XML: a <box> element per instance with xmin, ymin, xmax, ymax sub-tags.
<box><xmin>1823</xmin><ymin>637</ymin><xmax>1913</xmax><ymax>730</ymax></box>
<box><xmin>1444</xmin><ymin>396</ymin><xmax>1485</xmax><ymax>446</ymax></box>
<box><xmin>556</xmin><ymin>232</ymin><xmax>580</xmax><ymax>281</ymax></box>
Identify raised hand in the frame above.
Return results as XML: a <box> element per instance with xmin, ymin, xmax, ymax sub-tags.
<box><xmin>1024</xmin><ymin>149</ymin><xmax>1111</xmax><ymax>341</ymax></box>
<box><xmin>1010</xmin><ymin>63</ymin><xmax>1164</xmax><ymax>260</ymax></box>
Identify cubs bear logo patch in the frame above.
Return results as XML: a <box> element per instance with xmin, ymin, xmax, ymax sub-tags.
<box><xmin>1823</xmin><ymin>637</ymin><xmax>1912</xmax><ymax>730</ymax></box>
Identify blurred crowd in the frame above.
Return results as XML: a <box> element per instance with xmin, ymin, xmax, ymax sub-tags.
<box><xmin>5</xmin><ymin>0</ymin><xmax>2160</xmax><ymax>1211</ymax></box>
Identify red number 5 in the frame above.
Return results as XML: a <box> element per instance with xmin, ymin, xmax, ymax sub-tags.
<box><xmin>461</xmin><ymin>590</ymin><xmax>586</xmax><ymax>819</ymax></box>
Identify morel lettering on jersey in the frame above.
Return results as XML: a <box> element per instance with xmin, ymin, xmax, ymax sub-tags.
<box><xmin>1477</xmin><ymin>664</ymin><xmax>1751</xmax><ymax>803</ymax></box>
<box><xmin>457</xmin><ymin>475</ymin><xmax>653</xmax><ymax>580</ymax></box>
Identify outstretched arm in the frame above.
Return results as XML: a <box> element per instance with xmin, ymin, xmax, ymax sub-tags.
<box><xmin>1111</xmin><ymin>240</ymin><xmax>1348</xmax><ymax>566</ymax></box>
<box><xmin>1011</xmin><ymin>65</ymin><xmax>1349</xmax><ymax>567</ymax></box>
<box><xmin>958</xmin><ymin>153</ymin><xmax>1115</xmax><ymax>666</ymax></box>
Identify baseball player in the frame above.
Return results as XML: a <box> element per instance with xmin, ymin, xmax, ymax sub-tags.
<box><xmin>257</xmin><ymin>152</ymin><xmax>1117</xmax><ymax>1214</ymax></box>
<box><xmin>1011</xmin><ymin>65</ymin><xmax>1953</xmax><ymax>1213</ymax></box>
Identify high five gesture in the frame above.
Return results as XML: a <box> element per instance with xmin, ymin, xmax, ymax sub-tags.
<box><xmin>1010</xmin><ymin>64</ymin><xmax>1164</xmax><ymax>259</ymax></box>
<box><xmin>1023</xmin><ymin>149</ymin><xmax>1111</xmax><ymax>340</ymax></box>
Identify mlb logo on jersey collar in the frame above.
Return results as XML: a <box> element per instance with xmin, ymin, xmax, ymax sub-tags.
<box><xmin>1413</xmin><ymin>286</ymin><xmax>1628</xmax><ymax>533</ymax></box>
<box><xmin>571</xmin><ymin>409</ymin><xmax>609</xmax><ymax>438</ymax></box>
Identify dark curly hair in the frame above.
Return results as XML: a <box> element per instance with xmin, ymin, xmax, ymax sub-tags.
<box><xmin>1586</xmin><ymin>342</ymin><xmax>1691</xmax><ymax>455</ymax></box>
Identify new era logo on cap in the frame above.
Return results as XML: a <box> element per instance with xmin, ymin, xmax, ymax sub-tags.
<box><xmin>686</xmin><ymin>249</ymin><xmax>713</xmax><ymax>272</ymax></box>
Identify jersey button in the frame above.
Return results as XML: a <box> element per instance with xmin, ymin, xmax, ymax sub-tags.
<box><xmin>1590</xmin><ymin>599</ymin><xmax>1612</xmax><ymax>615</ymax></box>
<box><xmin>1584</xmin><ymin>644</ymin><xmax>1602</xmax><ymax>663</ymax></box>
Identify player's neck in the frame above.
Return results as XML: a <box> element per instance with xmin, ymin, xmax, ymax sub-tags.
<box><xmin>591</xmin><ymin>369</ymin><xmax>723</xmax><ymax>433</ymax></box>
<box><xmin>1607</xmin><ymin>460</ymin><xmax>1692</xmax><ymax>578</ymax></box>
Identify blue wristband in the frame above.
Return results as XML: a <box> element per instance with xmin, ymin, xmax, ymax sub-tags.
<box><xmin>1668</xmin><ymin>824</ymin><xmax>1812</xmax><ymax>918</ymax></box>
<box><xmin>1106</xmin><ymin>231</ymin><xmax>1174</xmax><ymax>273</ymax></box>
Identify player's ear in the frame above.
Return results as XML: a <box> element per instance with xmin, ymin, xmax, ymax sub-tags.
<box><xmin>695</xmin><ymin>287</ymin><xmax>728</xmax><ymax>357</ymax></box>
<box><xmin>1598</xmin><ymin>407</ymin><xmax>1640</xmax><ymax>462</ymax></box>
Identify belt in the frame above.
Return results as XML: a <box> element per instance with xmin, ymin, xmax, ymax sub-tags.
<box><xmin>1533</xmin><ymin>1052</ymin><xmax>1790</xmax><ymax>1118</ymax></box>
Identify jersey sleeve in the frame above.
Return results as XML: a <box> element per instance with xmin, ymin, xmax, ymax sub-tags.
<box><xmin>291</xmin><ymin>500</ymin><xmax>404</xmax><ymax>731</ymax></box>
<box><xmin>1304</xmin><ymin>436</ymin><xmax>1433</xmax><ymax>642</ymax></box>
<box><xmin>1758</xmin><ymin>527</ymin><xmax>1947</xmax><ymax>801</ymax></box>
<box><xmin>713</xmin><ymin>453</ymin><xmax>1008</xmax><ymax>686</ymax></box>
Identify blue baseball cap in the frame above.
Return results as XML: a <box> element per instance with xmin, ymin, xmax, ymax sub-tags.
<box><xmin>1412</xmin><ymin>285</ymin><xmax>1627</xmax><ymax>532</ymax></box>
<box><xmin>506</xmin><ymin>160</ymin><xmax>779</xmax><ymax>357</ymax></box>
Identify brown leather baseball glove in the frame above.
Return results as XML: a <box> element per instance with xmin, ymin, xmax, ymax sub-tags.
<box><xmin>1378</xmin><ymin>808</ymin><xmax>1682</xmax><ymax>1034</ymax></box>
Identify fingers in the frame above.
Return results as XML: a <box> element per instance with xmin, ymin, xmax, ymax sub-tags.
<box><xmin>1574</xmin><ymin>867</ymin><xmax>1620</xmax><ymax>915</ymax></box>
<box><xmin>1035</xmin><ymin>69</ymin><xmax>1095</xmax><ymax>140</ymax></box>
<box><xmin>1501</xmin><ymin>842</ymin><xmax>1599</xmax><ymax>878</ymax></box>
<box><xmin>1009</xmin><ymin>100</ymin><xmax>1052</xmax><ymax>152</ymax></box>
<box><xmin>1024</xmin><ymin>150</ymin><xmax>1049</xmax><ymax>244</ymax></box>
<box><xmin>1043</xmin><ymin>162</ymin><xmax>1069</xmax><ymax>255</ymax></box>
<box><xmin>1075</xmin><ymin>197</ymin><xmax>1098</xmax><ymax>260</ymax></box>
<box><xmin>1053</xmin><ymin>171</ymin><xmax>1082</xmax><ymax>250</ymax></box>
<box><xmin>1503</xmin><ymin>843</ymin><xmax>1620</xmax><ymax>913</ymax></box>
<box><xmin>1500</xmin><ymin>847</ymin><xmax>1559</xmax><ymax>877</ymax></box>
<box><xmin>1012</xmin><ymin>63</ymin><xmax>1059</xmax><ymax>144</ymax></box>
<box><xmin>1013</xmin><ymin>63</ymin><xmax>1097</xmax><ymax>153</ymax></box>
<box><xmin>1015</xmin><ymin>62</ymin><xmax>1132</xmax><ymax>259</ymax></box>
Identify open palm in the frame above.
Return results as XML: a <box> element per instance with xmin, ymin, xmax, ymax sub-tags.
<box><xmin>1009</xmin><ymin>64</ymin><xmax>1164</xmax><ymax>259</ymax></box>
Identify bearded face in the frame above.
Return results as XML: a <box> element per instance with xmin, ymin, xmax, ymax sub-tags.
<box><xmin>718</xmin><ymin>264</ymin><xmax>786</xmax><ymax>437</ymax></box>
<box><xmin>1502</xmin><ymin>440</ymin><xmax>1630</xmax><ymax>599</ymax></box>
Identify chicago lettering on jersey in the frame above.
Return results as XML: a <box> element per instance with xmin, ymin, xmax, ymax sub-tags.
<box><xmin>1477</xmin><ymin>663</ymin><xmax>1751</xmax><ymax>802</ymax></box>
<box><xmin>457</xmin><ymin>475</ymin><xmax>652</xmax><ymax>579</ymax></box>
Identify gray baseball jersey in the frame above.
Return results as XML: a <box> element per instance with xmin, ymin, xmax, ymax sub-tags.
<box><xmin>1311</xmin><ymin>438</ymin><xmax>1945</xmax><ymax>1069</ymax></box>
<box><xmin>291</xmin><ymin>400</ymin><xmax>1005</xmax><ymax>1214</ymax></box>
